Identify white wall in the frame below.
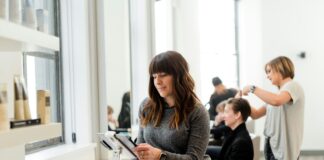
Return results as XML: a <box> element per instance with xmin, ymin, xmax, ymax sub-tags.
<box><xmin>240</xmin><ymin>0</ymin><xmax>324</xmax><ymax>150</ymax></box>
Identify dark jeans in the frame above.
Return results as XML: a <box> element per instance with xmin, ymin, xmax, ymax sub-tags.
<box><xmin>264</xmin><ymin>137</ymin><xmax>277</xmax><ymax>160</ymax></box>
<box><xmin>265</xmin><ymin>137</ymin><xmax>300</xmax><ymax>160</ymax></box>
<box><xmin>206</xmin><ymin>145</ymin><xmax>222</xmax><ymax>160</ymax></box>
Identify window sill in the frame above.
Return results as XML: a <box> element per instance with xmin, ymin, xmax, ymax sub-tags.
<box><xmin>26</xmin><ymin>143</ymin><xmax>97</xmax><ymax>160</ymax></box>
<box><xmin>0</xmin><ymin>123</ymin><xmax>62</xmax><ymax>149</ymax></box>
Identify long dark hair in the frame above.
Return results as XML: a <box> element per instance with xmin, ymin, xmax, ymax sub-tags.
<box><xmin>118</xmin><ymin>91</ymin><xmax>131</xmax><ymax>128</ymax></box>
<box><xmin>227</xmin><ymin>98</ymin><xmax>251</xmax><ymax>122</ymax></box>
<box><xmin>141</xmin><ymin>51</ymin><xmax>201</xmax><ymax>129</ymax></box>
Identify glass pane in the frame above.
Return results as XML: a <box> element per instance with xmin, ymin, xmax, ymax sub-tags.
<box><xmin>31</xmin><ymin>0</ymin><xmax>59</xmax><ymax>36</ymax></box>
<box><xmin>24</xmin><ymin>53</ymin><xmax>60</xmax><ymax>122</ymax></box>
<box><xmin>200</xmin><ymin>53</ymin><xmax>238</xmax><ymax>104</ymax></box>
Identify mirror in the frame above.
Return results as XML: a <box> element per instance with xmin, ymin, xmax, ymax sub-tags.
<box><xmin>97</xmin><ymin>0</ymin><xmax>132</xmax><ymax>158</ymax></box>
<box><xmin>98</xmin><ymin>0</ymin><xmax>131</xmax><ymax>136</ymax></box>
<box><xmin>101</xmin><ymin>0</ymin><xmax>131</xmax><ymax>133</ymax></box>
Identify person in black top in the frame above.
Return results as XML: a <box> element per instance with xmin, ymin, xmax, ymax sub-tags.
<box><xmin>218</xmin><ymin>98</ymin><xmax>254</xmax><ymax>160</ymax></box>
<box><xmin>208</xmin><ymin>77</ymin><xmax>237</xmax><ymax>120</ymax></box>
<box><xmin>118</xmin><ymin>91</ymin><xmax>131</xmax><ymax>129</ymax></box>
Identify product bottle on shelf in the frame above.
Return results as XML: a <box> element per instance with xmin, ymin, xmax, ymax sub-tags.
<box><xmin>0</xmin><ymin>83</ymin><xmax>9</xmax><ymax>131</ymax></box>
<box><xmin>14</xmin><ymin>75</ymin><xmax>25</xmax><ymax>120</ymax></box>
<box><xmin>0</xmin><ymin>0</ymin><xmax>9</xmax><ymax>20</ymax></box>
<box><xmin>9</xmin><ymin>0</ymin><xmax>22</xmax><ymax>24</ymax></box>
<box><xmin>36</xmin><ymin>9</ymin><xmax>48</xmax><ymax>33</ymax></box>
<box><xmin>37</xmin><ymin>90</ymin><xmax>51</xmax><ymax>124</ymax></box>
<box><xmin>21</xmin><ymin>77</ymin><xmax>31</xmax><ymax>119</ymax></box>
<box><xmin>22</xmin><ymin>0</ymin><xmax>37</xmax><ymax>29</ymax></box>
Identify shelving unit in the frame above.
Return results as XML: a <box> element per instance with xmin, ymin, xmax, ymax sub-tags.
<box><xmin>0</xmin><ymin>123</ymin><xmax>62</xmax><ymax>160</ymax></box>
<box><xmin>0</xmin><ymin>18</ymin><xmax>62</xmax><ymax>160</ymax></box>
<box><xmin>0</xmin><ymin>19</ymin><xmax>60</xmax><ymax>52</ymax></box>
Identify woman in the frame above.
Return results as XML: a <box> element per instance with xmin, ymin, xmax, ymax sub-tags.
<box><xmin>242</xmin><ymin>56</ymin><xmax>305</xmax><ymax>160</ymax></box>
<box><xmin>218</xmin><ymin>98</ymin><xmax>254</xmax><ymax>160</ymax></box>
<box><xmin>107</xmin><ymin>105</ymin><xmax>118</xmax><ymax>131</ymax></box>
<box><xmin>118</xmin><ymin>91</ymin><xmax>131</xmax><ymax>128</ymax></box>
<box><xmin>134</xmin><ymin>51</ymin><xmax>210</xmax><ymax>160</ymax></box>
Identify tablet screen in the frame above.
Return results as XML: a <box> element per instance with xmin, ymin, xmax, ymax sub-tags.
<box><xmin>99</xmin><ymin>132</ymin><xmax>137</xmax><ymax>159</ymax></box>
<box><xmin>114</xmin><ymin>134</ymin><xmax>137</xmax><ymax>151</ymax></box>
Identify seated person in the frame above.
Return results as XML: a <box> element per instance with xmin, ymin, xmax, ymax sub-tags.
<box><xmin>118</xmin><ymin>91</ymin><xmax>131</xmax><ymax>129</ymax></box>
<box><xmin>107</xmin><ymin>105</ymin><xmax>119</xmax><ymax>131</ymax></box>
<box><xmin>218</xmin><ymin>98</ymin><xmax>254</xmax><ymax>160</ymax></box>
<box><xmin>209</xmin><ymin>100</ymin><xmax>230</xmax><ymax>146</ymax></box>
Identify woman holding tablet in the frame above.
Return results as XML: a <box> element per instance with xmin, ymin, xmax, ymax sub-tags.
<box><xmin>134</xmin><ymin>51</ymin><xmax>210</xmax><ymax>160</ymax></box>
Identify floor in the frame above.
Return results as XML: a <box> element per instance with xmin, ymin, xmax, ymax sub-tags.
<box><xmin>259</xmin><ymin>155</ymin><xmax>324</xmax><ymax>160</ymax></box>
<box><xmin>299</xmin><ymin>156</ymin><xmax>324</xmax><ymax>160</ymax></box>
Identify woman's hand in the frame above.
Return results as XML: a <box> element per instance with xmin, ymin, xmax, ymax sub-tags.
<box><xmin>134</xmin><ymin>143</ymin><xmax>162</xmax><ymax>160</ymax></box>
<box><xmin>214</xmin><ymin>115</ymin><xmax>224</xmax><ymax>126</ymax></box>
<box><xmin>242</xmin><ymin>85</ymin><xmax>252</xmax><ymax>96</ymax></box>
<box><xmin>235</xmin><ymin>90</ymin><xmax>242</xmax><ymax>98</ymax></box>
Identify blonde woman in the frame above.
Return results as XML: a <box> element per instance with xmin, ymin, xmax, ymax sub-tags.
<box><xmin>242</xmin><ymin>56</ymin><xmax>305</xmax><ymax>160</ymax></box>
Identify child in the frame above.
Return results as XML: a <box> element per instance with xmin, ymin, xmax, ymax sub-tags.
<box><xmin>210</xmin><ymin>100</ymin><xmax>230</xmax><ymax>146</ymax></box>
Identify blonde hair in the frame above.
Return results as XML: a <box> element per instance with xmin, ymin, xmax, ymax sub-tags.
<box><xmin>265</xmin><ymin>56</ymin><xmax>295</xmax><ymax>79</ymax></box>
<box><xmin>107</xmin><ymin>105</ymin><xmax>113</xmax><ymax>115</ymax></box>
<box><xmin>216</xmin><ymin>100</ymin><xmax>227</xmax><ymax>113</ymax></box>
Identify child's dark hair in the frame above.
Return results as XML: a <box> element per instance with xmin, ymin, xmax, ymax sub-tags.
<box><xmin>227</xmin><ymin>98</ymin><xmax>251</xmax><ymax>121</ymax></box>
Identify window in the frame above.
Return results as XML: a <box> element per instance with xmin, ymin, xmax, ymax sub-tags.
<box><xmin>22</xmin><ymin>0</ymin><xmax>63</xmax><ymax>153</ymax></box>
<box><xmin>152</xmin><ymin>0</ymin><xmax>239</xmax><ymax>105</ymax></box>
<box><xmin>198</xmin><ymin>0</ymin><xmax>239</xmax><ymax>104</ymax></box>
<box><xmin>154</xmin><ymin>0</ymin><xmax>173</xmax><ymax>54</ymax></box>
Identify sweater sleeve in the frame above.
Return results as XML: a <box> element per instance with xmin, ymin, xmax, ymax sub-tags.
<box><xmin>164</xmin><ymin>106</ymin><xmax>210</xmax><ymax>160</ymax></box>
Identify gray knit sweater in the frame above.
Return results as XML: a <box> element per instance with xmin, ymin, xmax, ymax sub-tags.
<box><xmin>137</xmin><ymin>99</ymin><xmax>210</xmax><ymax>160</ymax></box>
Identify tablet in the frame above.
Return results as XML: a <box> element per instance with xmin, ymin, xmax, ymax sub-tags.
<box><xmin>114</xmin><ymin>134</ymin><xmax>137</xmax><ymax>156</ymax></box>
<box><xmin>98</xmin><ymin>132</ymin><xmax>137</xmax><ymax>159</ymax></box>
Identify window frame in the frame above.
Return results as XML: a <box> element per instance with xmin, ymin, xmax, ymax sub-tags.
<box><xmin>22</xmin><ymin>0</ymin><xmax>65</xmax><ymax>154</ymax></box>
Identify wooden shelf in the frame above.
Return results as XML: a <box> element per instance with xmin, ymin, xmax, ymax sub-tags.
<box><xmin>0</xmin><ymin>123</ymin><xmax>62</xmax><ymax>149</ymax></box>
<box><xmin>0</xmin><ymin>19</ymin><xmax>60</xmax><ymax>52</ymax></box>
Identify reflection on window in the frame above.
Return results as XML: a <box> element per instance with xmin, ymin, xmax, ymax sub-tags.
<box><xmin>198</xmin><ymin>0</ymin><xmax>238</xmax><ymax>103</ymax></box>
<box><xmin>24</xmin><ymin>53</ymin><xmax>59</xmax><ymax>121</ymax></box>
<box><xmin>23</xmin><ymin>52</ymin><xmax>63</xmax><ymax>153</ymax></box>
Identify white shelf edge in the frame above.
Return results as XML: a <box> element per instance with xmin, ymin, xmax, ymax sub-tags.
<box><xmin>0</xmin><ymin>123</ymin><xmax>62</xmax><ymax>149</ymax></box>
<box><xmin>0</xmin><ymin>19</ymin><xmax>60</xmax><ymax>51</ymax></box>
